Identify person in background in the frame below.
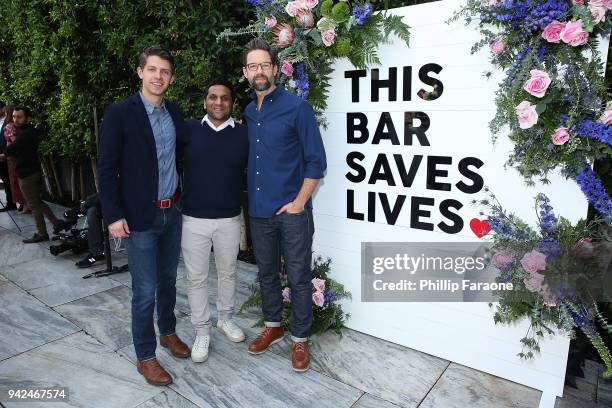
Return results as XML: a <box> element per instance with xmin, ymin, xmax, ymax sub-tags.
<box><xmin>0</xmin><ymin>101</ymin><xmax>16</xmax><ymax>211</ymax></box>
<box><xmin>1</xmin><ymin>106</ymin><xmax>27</xmax><ymax>213</ymax></box>
<box><xmin>4</xmin><ymin>105</ymin><xmax>71</xmax><ymax>243</ymax></box>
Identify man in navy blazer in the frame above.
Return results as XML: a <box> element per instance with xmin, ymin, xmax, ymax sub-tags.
<box><xmin>97</xmin><ymin>46</ymin><xmax>189</xmax><ymax>386</ymax></box>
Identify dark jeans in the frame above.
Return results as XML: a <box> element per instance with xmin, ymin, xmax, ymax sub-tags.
<box><xmin>82</xmin><ymin>194</ymin><xmax>103</xmax><ymax>255</ymax></box>
<box><xmin>86</xmin><ymin>205</ymin><xmax>103</xmax><ymax>255</ymax></box>
<box><xmin>125</xmin><ymin>205</ymin><xmax>181</xmax><ymax>361</ymax></box>
<box><xmin>249</xmin><ymin>208</ymin><xmax>314</xmax><ymax>341</ymax></box>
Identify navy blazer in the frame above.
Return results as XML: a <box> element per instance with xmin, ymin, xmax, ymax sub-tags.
<box><xmin>97</xmin><ymin>93</ymin><xmax>184</xmax><ymax>231</ymax></box>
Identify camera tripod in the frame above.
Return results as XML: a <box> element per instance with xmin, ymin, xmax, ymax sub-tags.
<box><xmin>0</xmin><ymin>197</ymin><xmax>21</xmax><ymax>232</ymax></box>
<box><xmin>82</xmin><ymin>218</ymin><xmax>128</xmax><ymax>279</ymax></box>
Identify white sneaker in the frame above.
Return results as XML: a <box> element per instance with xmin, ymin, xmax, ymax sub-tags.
<box><xmin>217</xmin><ymin>319</ymin><xmax>245</xmax><ymax>343</ymax></box>
<box><xmin>191</xmin><ymin>335</ymin><xmax>210</xmax><ymax>363</ymax></box>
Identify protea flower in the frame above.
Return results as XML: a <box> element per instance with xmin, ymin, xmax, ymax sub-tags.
<box><xmin>295</xmin><ymin>10</ymin><xmax>314</xmax><ymax>28</ymax></box>
<box><xmin>274</xmin><ymin>23</ymin><xmax>294</xmax><ymax>48</ymax></box>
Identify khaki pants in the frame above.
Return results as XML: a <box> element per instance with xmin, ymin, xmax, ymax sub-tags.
<box><xmin>181</xmin><ymin>214</ymin><xmax>241</xmax><ymax>336</ymax></box>
<box><xmin>18</xmin><ymin>171</ymin><xmax>58</xmax><ymax>236</ymax></box>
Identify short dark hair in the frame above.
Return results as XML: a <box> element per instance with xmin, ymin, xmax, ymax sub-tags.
<box><xmin>0</xmin><ymin>101</ymin><xmax>5</xmax><ymax>108</ymax></box>
<box><xmin>138</xmin><ymin>45</ymin><xmax>174</xmax><ymax>71</ymax></box>
<box><xmin>206</xmin><ymin>79</ymin><xmax>235</xmax><ymax>101</ymax></box>
<box><xmin>13</xmin><ymin>105</ymin><xmax>32</xmax><ymax>118</ymax></box>
<box><xmin>242</xmin><ymin>38</ymin><xmax>277</xmax><ymax>66</ymax></box>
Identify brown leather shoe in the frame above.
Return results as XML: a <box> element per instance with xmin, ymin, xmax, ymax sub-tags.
<box><xmin>136</xmin><ymin>358</ymin><xmax>172</xmax><ymax>386</ymax></box>
<box><xmin>291</xmin><ymin>341</ymin><xmax>310</xmax><ymax>372</ymax></box>
<box><xmin>159</xmin><ymin>334</ymin><xmax>190</xmax><ymax>358</ymax></box>
<box><xmin>247</xmin><ymin>327</ymin><xmax>284</xmax><ymax>355</ymax></box>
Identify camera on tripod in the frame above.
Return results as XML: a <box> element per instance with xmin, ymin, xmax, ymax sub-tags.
<box><xmin>49</xmin><ymin>203</ymin><xmax>89</xmax><ymax>256</ymax></box>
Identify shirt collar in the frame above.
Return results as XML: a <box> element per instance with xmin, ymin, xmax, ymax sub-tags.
<box><xmin>139</xmin><ymin>91</ymin><xmax>166</xmax><ymax>114</ymax></box>
<box><xmin>250</xmin><ymin>83</ymin><xmax>283</xmax><ymax>103</ymax></box>
<box><xmin>202</xmin><ymin>115</ymin><xmax>235</xmax><ymax>131</ymax></box>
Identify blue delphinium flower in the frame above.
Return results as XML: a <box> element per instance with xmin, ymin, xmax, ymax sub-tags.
<box><xmin>573</xmin><ymin>120</ymin><xmax>612</xmax><ymax>146</ymax></box>
<box><xmin>352</xmin><ymin>3</ymin><xmax>372</xmax><ymax>26</ymax></box>
<box><xmin>575</xmin><ymin>164</ymin><xmax>612</xmax><ymax>223</ymax></box>
<box><xmin>536</xmin><ymin>196</ymin><xmax>561</xmax><ymax>259</ymax></box>
<box><xmin>295</xmin><ymin>62</ymin><xmax>309</xmax><ymax>100</ymax></box>
<box><xmin>491</xmin><ymin>0</ymin><xmax>571</xmax><ymax>34</ymax></box>
<box><xmin>568</xmin><ymin>304</ymin><xmax>597</xmax><ymax>333</ymax></box>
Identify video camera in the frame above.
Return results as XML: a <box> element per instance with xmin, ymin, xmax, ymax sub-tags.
<box><xmin>49</xmin><ymin>203</ymin><xmax>89</xmax><ymax>256</ymax></box>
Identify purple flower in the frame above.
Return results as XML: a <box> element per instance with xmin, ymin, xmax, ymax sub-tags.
<box><xmin>575</xmin><ymin>164</ymin><xmax>612</xmax><ymax>223</ymax></box>
<box><xmin>352</xmin><ymin>3</ymin><xmax>372</xmax><ymax>25</ymax></box>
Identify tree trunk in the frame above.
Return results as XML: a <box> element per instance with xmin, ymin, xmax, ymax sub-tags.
<box><xmin>91</xmin><ymin>157</ymin><xmax>99</xmax><ymax>193</ymax></box>
<box><xmin>70</xmin><ymin>163</ymin><xmax>76</xmax><ymax>202</ymax></box>
<box><xmin>49</xmin><ymin>157</ymin><xmax>63</xmax><ymax>200</ymax></box>
<box><xmin>40</xmin><ymin>156</ymin><xmax>54</xmax><ymax>197</ymax></box>
<box><xmin>79</xmin><ymin>161</ymin><xmax>85</xmax><ymax>200</ymax></box>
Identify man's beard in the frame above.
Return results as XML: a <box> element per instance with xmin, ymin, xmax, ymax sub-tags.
<box><xmin>250</xmin><ymin>75</ymin><xmax>272</xmax><ymax>91</ymax></box>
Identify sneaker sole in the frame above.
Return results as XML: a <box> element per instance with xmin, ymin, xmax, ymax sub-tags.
<box><xmin>191</xmin><ymin>354</ymin><xmax>209</xmax><ymax>363</ymax></box>
<box><xmin>292</xmin><ymin>365</ymin><xmax>310</xmax><ymax>373</ymax></box>
<box><xmin>247</xmin><ymin>335</ymin><xmax>284</xmax><ymax>355</ymax></box>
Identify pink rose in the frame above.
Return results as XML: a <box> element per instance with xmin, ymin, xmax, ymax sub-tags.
<box><xmin>265</xmin><ymin>16</ymin><xmax>277</xmax><ymax>28</ymax></box>
<box><xmin>560</xmin><ymin>19</ymin><xmax>589</xmax><ymax>46</ymax></box>
<box><xmin>524</xmin><ymin>271</ymin><xmax>545</xmax><ymax>292</ymax></box>
<box><xmin>600</xmin><ymin>102</ymin><xmax>612</xmax><ymax>125</ymax></box>
<box><xmin>312</xmin><ymin>278</ymin><xmax>326</xmax><ymax>292</ymax></box>
<box><xmin>492</xmin><ymin>251</ymin><xmax>514</xmax><ymax>269</ymax></box>
<box><xmin>312</xmin><ymin>291</ymin><xmax>325</xmax><ymax>307</ymax></box>
<box><xmin>285</xmin><ymin>0</ymin><xmax>306</xmax><ymax>17</ymax></box>
<box><xmin>572</xmin><ymin>0</ymin><xmax>584</xmax><ymax>4</ymax></box>
<box><xmin>304</xmin><ymin>0</ymin><xmax>319</xmax><ymax>8</ymax></box>
<box><xmin>520</xmin><ymin>250</ymin><xmax>547</xmax><ymax>273</ymax></box>
<box><xmin>523</xmin><ymin>69</ymin><xmax>551</xmax><ymax>98</ymax></box>
<box><xmin>282</xmin><ymin>287</ymin><xmax>291</xmax><ymax>303</ymax></box>
<box><xmin>321</xmin><ymin>28</ymin><xmax>336</xmax><ymax>47</ymax></box>
<box><xmin>542</xmin><ymin>20</ymin><xmax>565</xmax><ymax>43</ymax></box>
<box><xmin>489</xmin><ymin>38</ymin><xmax>505</xmax><ymax>56</ymax></box>
<box><xmin>515</xmin><ymin>101</ymin><xmax>539</xmax><ymax>129</ymax></box>
<box><xmin>281</xmin><ymin>59</ymin><xmax>293</xmax><ymax>77</ymax></box>
<box><xmin>551</xmin><ymin>127</ymin><xmax>570</xmax><ymax>145</ymax></box>
<box><xmin>589</xmin><ymin>0</ymin><xmax>612</xmax><ymax>10</ymax></box>
<box><xmin>590</xmin><ymin>5</ymin><xmax>607</xmax><ymax>24</ymax></box>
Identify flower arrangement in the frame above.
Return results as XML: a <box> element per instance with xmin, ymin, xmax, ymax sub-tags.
<box><xmin>451</xmin><ymin>1</ymin><xmax>612</xmax><ymax>222</ymax></box>
<box><xmin>219</xmin><ymin>0</ymin><xmax>411</xmax><ymax>117</ymax></box>
<box><xmin>477</xmin><ymin>189</ymin><xmax>612</xmax><ymax>377</ymax></box>
<box><xmin>239</xmin><ymin>256</ymin><xmax>352</xmax><ymax>335</ymax></box>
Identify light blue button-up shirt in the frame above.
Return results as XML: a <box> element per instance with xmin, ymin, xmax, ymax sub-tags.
<box><xmin>139</xmin><ymin>92</ymin><xmax>178</xmax><ymax>199</ymax></box>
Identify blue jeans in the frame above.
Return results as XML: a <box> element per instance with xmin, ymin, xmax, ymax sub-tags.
<box><xmin>125</xmin><ymin>205</ymin><xmax>181</xmax><ymax>361</ymax></box>
<box><xmin>249</xmin><ymin>209</ymin><xmax>314</xmax><ymax>341</ymax></box>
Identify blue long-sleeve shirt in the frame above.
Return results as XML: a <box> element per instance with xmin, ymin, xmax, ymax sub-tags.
<box><xmin>139</xmin><ymin>92</ymin><xmax>178</xmax><ymax>199</ymax></box>
<box><xmin>244</xmin><ymin>85</ymin><xmax>326</xmax><ymax>218</ymax></box>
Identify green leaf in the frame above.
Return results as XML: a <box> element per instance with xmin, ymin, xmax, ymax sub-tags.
<box><xmin>535</xmin><ymin>103</ymin><xmax>547</xmax><ymax>114</ymax></box>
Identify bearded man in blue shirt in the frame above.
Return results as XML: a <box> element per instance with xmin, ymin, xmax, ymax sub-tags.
<box><xmin>242</xmin><ymin>38</ymin><xmax>327</xmax><ymax>372</ymax></box>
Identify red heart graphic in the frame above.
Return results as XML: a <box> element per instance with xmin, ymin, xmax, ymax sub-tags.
<box><xmin>470</xmin><ymin>218</ymin><xmax>491</xmax><ymax>238</ymax></box>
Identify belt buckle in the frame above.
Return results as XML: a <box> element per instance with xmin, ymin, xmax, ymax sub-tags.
<box><xmin>160</xmin><ymin>198</ymin><xmax>171</xmax><ymax>209</ymax></box>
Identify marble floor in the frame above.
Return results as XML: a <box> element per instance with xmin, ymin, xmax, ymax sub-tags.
<box><xmin>0</xmin><ymin>194</ymin><xmax>607</xmax><ymax>408</ymax></box>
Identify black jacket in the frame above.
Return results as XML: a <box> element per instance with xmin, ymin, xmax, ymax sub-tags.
<box><xmin>4</xmin><ymin>125</ymin><xmax>41</xmax><ymax>178</ymax></box>
<box><xmin>97</xmin><ymin>93</ymin><xmax>185</xmax><ymax>231</ymax></box>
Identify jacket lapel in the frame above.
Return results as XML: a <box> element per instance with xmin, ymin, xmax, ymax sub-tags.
<box><xmin>130</xmin><ymin>93</ymin><xmax>156</xmax><ymax>157</ymax></box>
